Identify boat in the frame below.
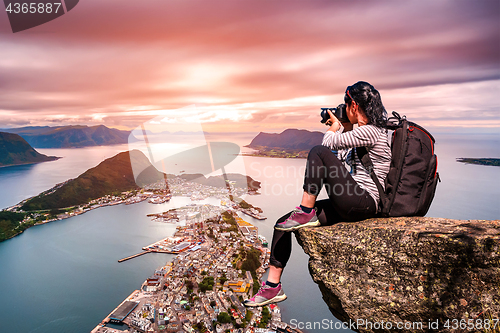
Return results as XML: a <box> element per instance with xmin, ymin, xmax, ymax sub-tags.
<box><xmin>258</xmin><ymin>235</ymin><xmax>268</xmax><ymax>247</ymax></box>
<box><xmin>241</xmin><ymin>209</ymin><xmax>267</xmax><ymax>220</ymax></box>
<box><xmin>148</xmin><ymin>194</ymin><xmax>172</xmax><ymax>204</ymax></box>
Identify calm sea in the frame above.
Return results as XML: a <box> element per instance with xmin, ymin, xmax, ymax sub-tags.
<box><xmin>0</xmin><ymin>133</ymin><xmax>498</xmax><ymax>333</ymax></box>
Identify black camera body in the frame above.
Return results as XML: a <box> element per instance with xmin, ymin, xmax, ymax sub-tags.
<box><xmin>320</xmin><ymin>104</ymin><xmax>349</xmax><ymax>123</ymax></box>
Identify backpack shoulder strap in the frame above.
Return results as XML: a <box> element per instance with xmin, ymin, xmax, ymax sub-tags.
<box><xmin>356</xmin><ymin>146</ymin><xmax>386</xmax><ymax>210</ymax></box>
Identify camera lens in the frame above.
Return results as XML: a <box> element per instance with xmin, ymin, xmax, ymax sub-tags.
<box><xmin>320</xmin><ymin>108</ymin><xmax>330</xmax><ymax>123</ymax></box>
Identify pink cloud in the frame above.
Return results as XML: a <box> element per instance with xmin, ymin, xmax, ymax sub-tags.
<box><xmin>0</xmin><ymin>0</ymin><xmax>498</xmax><ymax>131</ymax></box>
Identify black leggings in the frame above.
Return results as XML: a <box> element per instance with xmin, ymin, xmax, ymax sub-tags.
<box><xmin>269</xmin><ymin>145</ymin><xmax>377</xmax><ymax>268</ymax></box>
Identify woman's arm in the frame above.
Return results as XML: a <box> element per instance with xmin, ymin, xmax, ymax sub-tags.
<box><xmin>322</xmin><ymin>125</ymin><xmax>381</xmax><ymax>150</ymax></box>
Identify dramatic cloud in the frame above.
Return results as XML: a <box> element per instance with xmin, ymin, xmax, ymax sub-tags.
<box><xmin>0</xmin><ymin>0</ymin><xmax>498</xmax><ymax>132</ymax></box>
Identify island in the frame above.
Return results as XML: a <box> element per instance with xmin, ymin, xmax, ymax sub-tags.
<box><xmin>0</xmin><ymin>131</ymin><xmax>59</xmax><ymax>167</ymax></box>
<box><xmin>244</xmin><ymin>129</ymin><xmax>323</xmax><ymax>159</ymax></box>
<box><xmin>456</xmin><ymin>158</ymin><xmax>500</xmax><ymax>167</ymax></box>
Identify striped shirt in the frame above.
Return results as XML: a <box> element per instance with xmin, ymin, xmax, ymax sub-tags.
<box><xmin>322</xmin><ymin>124</ymin><xmax>391</xmax><ymax>209</ymax></box>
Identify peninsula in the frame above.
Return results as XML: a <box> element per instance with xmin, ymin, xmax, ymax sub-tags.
<box><xmin>456</xmin><ymin>158</ymin><xmax>500</xmax><ymax>167</ymax></box>
<box><xmin>0</xmin><ymin>131</ymin><xmax>59</xmax><ymax>167</ymax></box>
<box><xmin>0</xmin><ymin>150</ymin><xmax>263</xmax><ymax>242</ymax></box>
<box><xmin>244</xmin><ymin>129</ymin><xmax>323</xmax><ymax>159</ymax></box>
<box><xmin>20</xmin><ymin>150</ymin><xmax>165</xmax><ymax>211</ymax></box>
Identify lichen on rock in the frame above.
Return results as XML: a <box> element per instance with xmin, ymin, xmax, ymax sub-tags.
<box><xmin>295</xmin><ymin>217</ymin><xmax>500</xmax><ymax>333</ymax></box>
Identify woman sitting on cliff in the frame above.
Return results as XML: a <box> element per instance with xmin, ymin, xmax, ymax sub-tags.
<box><xmin>244</xmin><ymin>81</ymin><xmax>392</xmax><ymax>307</ymax></box>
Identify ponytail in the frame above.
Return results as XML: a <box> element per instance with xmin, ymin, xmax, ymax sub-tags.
<box><xmin>344</xmin><ymin>81</ymin><xmax>387</xmax><ymax>128</ymax></box>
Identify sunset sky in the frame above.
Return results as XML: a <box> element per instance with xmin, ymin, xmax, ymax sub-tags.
<box><xmin>0</xmin><ymin>0</ymin><xmax>499</xmax><ymax>134</ymax></box>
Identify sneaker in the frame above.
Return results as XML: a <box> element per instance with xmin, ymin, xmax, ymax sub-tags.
<box><xmin>274</xmin><ymin>206</ymin><xmax>320</xmax><ymax>231</ymax></box>
<box><xmin>243</xmin><ymin>282</ymin><xmax>287</xmax><ymax>307</ymax></box>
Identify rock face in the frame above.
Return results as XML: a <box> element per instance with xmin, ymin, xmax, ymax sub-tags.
<box><xmin>295</xmin><ymin>217</ymin><xmax>500</xmax><ymax>333</ymax></box>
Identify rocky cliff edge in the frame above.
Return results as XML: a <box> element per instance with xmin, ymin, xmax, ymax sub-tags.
<box><xmin>295</xmin><ymin>217</ymin><xmax>500</xmax><ymax>333</ymax></box>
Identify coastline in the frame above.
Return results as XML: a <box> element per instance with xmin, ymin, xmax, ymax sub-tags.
<box><xmin>1</xmin><ymin>190</ymin><xmax>146</xmax><ymax>242</ymax></box>
<box><xmin>456</xmin><ymin>157</ymin><xmax>500</xmax><ymax>167</ymax></box>
<box><xmin>0</xmin><ymin>156</ymin><xmax>61</xmax><ymax>169</ymax></box>
<box><xmin>1</xmin><ymin>175</ymin><xmax>266</xmax><ymax>243</ymax></box>
<box><xmin>242</xmin><ymin>145</ymin><xmax>308</xmax><ymax>159</ymax></box>
<box><xmin>91</xmin><ymin>289</ymin><xmax>140</xmax><ymax>333</ymax></box>
<box><xmin>242</xmin><ymin>152</ymin><xmax>306</xmax><ymax>159</ymax></box>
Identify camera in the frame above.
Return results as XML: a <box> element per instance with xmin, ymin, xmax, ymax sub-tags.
<box><xmin>320</xmin><ymin>104</ymin><xmax>349</xmax><ymax>124</ymax></box>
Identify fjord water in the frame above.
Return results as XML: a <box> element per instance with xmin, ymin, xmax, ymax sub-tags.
<box><xmin>0</xmin><ymin>200</ymin><xmax>177</xmax><ymax>333</ymax></box>
<box><xmin>0</xmin><ymin>145</ymin><xmax>134</xmax><ymax>209</ymax></box>
<box><xmin>0</xmin><ymin>133</ymin><xmax>499</xmax><ymax>333</ymax></box>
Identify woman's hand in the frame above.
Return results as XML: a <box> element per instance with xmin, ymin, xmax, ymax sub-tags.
<box><xmin>326</xmin><ymin>110</ymin><xmax>342</xmax><ymax>132</ymax></box>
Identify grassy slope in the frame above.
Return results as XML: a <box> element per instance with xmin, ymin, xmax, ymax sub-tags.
<box><xmin>0</xmin><ymin>211</ymin><xmax>27</xmax><ymax>242</ymax></box>
<box><xmin>22</xmin><ymin>150</ymin><xmax>164</xmax><ymax>211</ymax></box>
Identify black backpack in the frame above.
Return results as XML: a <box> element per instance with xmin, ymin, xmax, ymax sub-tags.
<box><xmin>357</xmin><ymin>112</ymin><xmax>440</xmax><ymax>217</ymax></box>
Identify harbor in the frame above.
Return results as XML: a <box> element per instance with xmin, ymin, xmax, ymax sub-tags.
<box><xmin>92</xmin><ymin>290</ymin><xmax>140</xmax><ymax>332</ymax></box>
<box><xmin>92</xmin><ymin>204</ymin><xmax>295</xmax><ymax>333</ymax></box>
<box><xmin>118</xmin><ymin>251</ymin><xmax>151</xmax><ymax>263</ymax></box>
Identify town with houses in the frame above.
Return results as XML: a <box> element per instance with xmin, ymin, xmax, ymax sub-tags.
<box><xmin>6</xmin><ymin>174</ymin><xmax>300</xmax><ymax>333</ymax></box>
<box><xmin>91</xmin><ymin>202</ymin><xmax>299</xmax><ymax>333</ymax></box>
<box><xmin>6</xmin><ymin>174</ymin><xmax>266</xmax><ymax>226</ymax></box>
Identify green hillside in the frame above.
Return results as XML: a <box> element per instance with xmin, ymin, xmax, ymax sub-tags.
<box><xmin>22</xmin><ymin>150</ymin><xmax>165</xmax><ymax>211</ymax></box>
<box><xmin>0</xmin><ymin>132</ymin><xmax>59</xmax><ymax>167</ymax></box>
<box><xmin>0</xmin><ymin>211</ymin><xmax>27</xmax><ymax>242</ymax></box>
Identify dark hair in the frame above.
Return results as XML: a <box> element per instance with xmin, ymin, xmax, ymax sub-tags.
<box><xmin>344</xmin><ymin>81</ymin><xmax>387</xmax><ymax>128</ymax></box>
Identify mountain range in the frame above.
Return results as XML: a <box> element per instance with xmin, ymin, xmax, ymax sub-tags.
<box><xmin>246</xmin><ymin>128</ymin><xmax>323</xmax><ymax>150</ymax></box>
<box><xmin>1</xmin><ymin>125</ymin><xmax>131</xmax><ymax>148</ymax></box>
<box><xmin>0</xmin><ymin>132</ymin><xmax>59</xmax><ymax>167</ymax></box>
